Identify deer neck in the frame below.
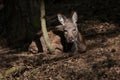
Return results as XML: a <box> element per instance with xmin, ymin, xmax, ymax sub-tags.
<box><xmin>72</xmin><ymin>32</ymin><xmax>84</xmax><ymax>52</ymax></box>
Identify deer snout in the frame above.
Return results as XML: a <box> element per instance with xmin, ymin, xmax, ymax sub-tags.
<box><xmin>67</xmin><ymin>36</ymin><xmax>75</xmax><ymax>43</ymax></box>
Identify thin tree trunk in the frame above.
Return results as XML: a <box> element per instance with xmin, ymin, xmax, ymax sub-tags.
<box><xmin>40</xmin><ymin>0</ymin><xmax>55</xmax><ymax>53</ymax></box>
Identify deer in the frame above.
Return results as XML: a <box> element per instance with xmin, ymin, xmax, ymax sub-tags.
<box><xmin>28</xmin><ymin>30</ymin><xmax>63</xmax><ymax>54</ymax></box>
<box><xmin>28</xmin><ymin>40</ymin><xmax>39</xmax><ymax>54</ymax></box>
<box><xmin>56</xmin><ymin>11</ymin><xmax>87</xmax><ymax>53</ymax></box>
<box><xmin>40</xmin><ymin>30</ymin><xmax>63</xmax><ymax>54</ymax></box>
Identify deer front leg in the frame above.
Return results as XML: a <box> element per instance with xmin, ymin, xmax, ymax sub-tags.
<box><xmin>72</xmin><ymin>41</ymin><xmax>86</xmax><ymax>53</ymax></box>
<box><xmin>71</xmin><ymin>42</ymin><xmax>78</xmax><ymax>54</ymax></box>
<box><xmin>78</xmin><ymin>42</ymin><xmax>87</xmax><ymax>53</ymax></box>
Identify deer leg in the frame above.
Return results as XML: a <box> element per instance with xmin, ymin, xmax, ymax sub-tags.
<box><xmin>78</xmin><ymin>42</ymin><xmax>87</xmax><ymax>53</ymax></box>
<box><xmin>74</xmin><ymin>42</ymin><xmax>78</xmax><ymax>53</ymax></box>
<box><xmin>71</xmin><ymin>42</ymin><xmax>78</xmax><ymax>53</ymax></box>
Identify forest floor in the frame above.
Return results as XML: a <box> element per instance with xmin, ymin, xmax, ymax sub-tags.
<box><xmin>0</xmin><ymin>22</ymin><xmax>120</xmax><ymax>80</ymax></box>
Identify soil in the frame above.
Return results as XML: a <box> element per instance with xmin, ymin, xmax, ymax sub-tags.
<box><xmin>0</xmin><ymin>0</ymin><xmax>120</xmax><ymax>79</ymax></box>
<box><xmin>0</xmin><ymin>22</ymin><xmax>120</xmax><ymax>80</ymax></box>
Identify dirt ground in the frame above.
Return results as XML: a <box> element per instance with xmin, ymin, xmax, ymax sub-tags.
<box><xmin>0</xmin><ymin>0</ymin><xmax>120</xmax><ymax>80</ymax></box>
<box><xmin>0</xmin><ymin>22</ymin><xmax>120</xmax><ymax>80</ymax></box>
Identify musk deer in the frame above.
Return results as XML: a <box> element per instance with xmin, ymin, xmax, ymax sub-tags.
<box><xmin>28</xmin><ymin>40</ymin><xmax>39</xmax><ymax>53</ymax></box>
<box><xmin>28</xmin><ymin>30</ymin><xmax>63</xmax><ymax>54</ymax></box>
<box><xmin>40</xmin><ymin>30</ymin><xmax>63</xmax><ymax>54</ymax></box>
<box><xmin>56</xmin><ymin>11</ymin><xmax>87</xmax><ymax>53</ymax></box>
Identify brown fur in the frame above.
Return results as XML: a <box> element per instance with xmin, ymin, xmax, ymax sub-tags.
<box><xmin>57</xmin><ymin>12</ymin><xmax>87</xmax><ymax>53</ymax></box>
<box><xmin>40</xmin><ymin>31</ymin><xmax>63</xmax><ymax>54</ymax></box>
<box><xmin>28</xmin><ymin>41</ymin><xmax>38</xmax><ymax>53</ymax></box>
<box><xmin>28</xmin><ymin>30</ymin><xmax>63</xmax><ymax>54</ymax></box>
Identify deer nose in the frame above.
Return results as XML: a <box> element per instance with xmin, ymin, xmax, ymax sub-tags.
<box><xmin>69</xmin><ymin>37</ymin><xmax>74</xmax><ymax>42</ymax></box>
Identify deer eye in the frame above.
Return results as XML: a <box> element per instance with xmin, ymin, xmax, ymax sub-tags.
<box><xmin>73</xmin><ymin>28</ymin><xmax>76</xmax><ymax>31</ymax></box>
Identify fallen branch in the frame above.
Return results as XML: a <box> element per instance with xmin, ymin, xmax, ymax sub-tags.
<box><xmin>25</xmin><ymin>68</ymin><xmax>40</xmax><ymax>79</ymax></box>
<box><xmin>0</xmin><ymin>66</ymin><xmax>26</xmax><ymax>79</ymax></box>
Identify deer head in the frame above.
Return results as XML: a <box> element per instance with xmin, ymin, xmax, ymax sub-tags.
<box><xmin>57</xmin><ymin>12</ymin><xmax>79</xmax><ymax>43</ymax></box>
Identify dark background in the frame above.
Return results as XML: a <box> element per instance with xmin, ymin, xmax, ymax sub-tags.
<box><xmin>0</xmin><ymin>0</ymin><xmax>120</xmax><ymax>49</ymax></box>
<box><xmin>0</xmin><ymin>1</ymin><xmax>120</xmax><ymax>79</ymax></box>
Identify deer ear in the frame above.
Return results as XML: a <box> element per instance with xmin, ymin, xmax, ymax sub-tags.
<box><xmin>72</xmin><ymin>12</ymin><xmax>78</xmax><ymax>23</ymax></box>
<box><xmin>57</xmin><ymin>14</ymin><xmax>66</xmax><ymax>25</ymax></box>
